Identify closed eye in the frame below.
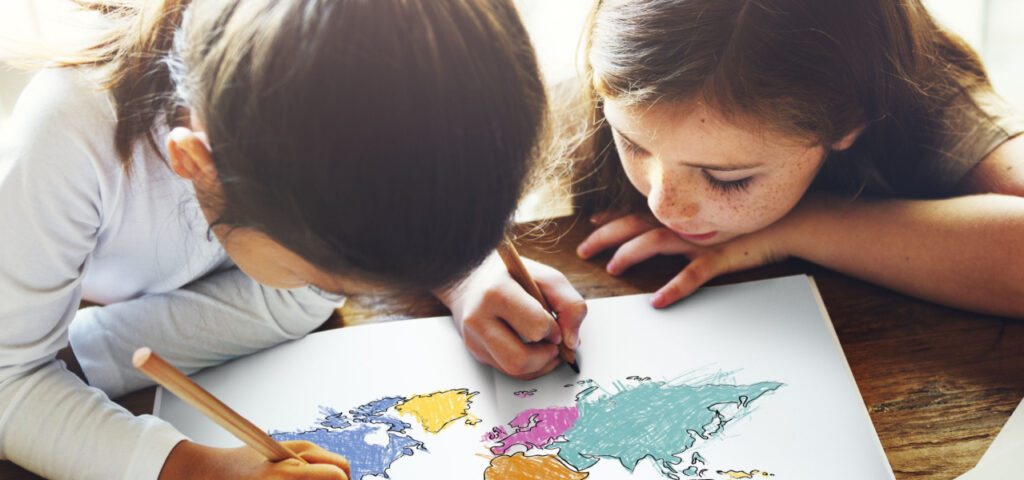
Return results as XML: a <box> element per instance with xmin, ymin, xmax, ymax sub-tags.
<box><xmin>613</xmin><ymin>130</ymin><xmax>648</xmax><ymax>158</ymax></box>
<box><xmin>702</xmin><ymin>170</ymin><xmax>753</xmax><ymax>193</ymax></box>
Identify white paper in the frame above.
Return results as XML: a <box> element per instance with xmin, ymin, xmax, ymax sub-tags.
<box><xmin>155</xmin><ymin>275</ymin><xmax>894</xmax><ymax>479</ymax></box>
<box><xmin>956</xmin><ymin>396</ymin><xmax>1024</xmax><ymax>479</ymax></box>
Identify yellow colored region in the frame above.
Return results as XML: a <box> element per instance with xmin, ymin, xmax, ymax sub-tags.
<box><xmin>395</xmin><ymin>388</ymin><xmax>480</xmax><ymax>434</ymax></box>
<box><xmin>719</xmin><ymin>470</ymin><xmax>772</xmax><ymax>479</ymax></box>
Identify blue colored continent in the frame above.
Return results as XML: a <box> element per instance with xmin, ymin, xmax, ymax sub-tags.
<box><xmin>272</xmin><ymin>397</ymin><xmax>423</xmax><ymax>479</ymax></box>
<box><xmin>272</xmin><ymin>424</ymin><xmax>424</xmax><ymax>479</ymax></box>
<box><xmin>349</xmin><ymin>397</ymin><xmax>411</xmax><ymax>433</ymax></box>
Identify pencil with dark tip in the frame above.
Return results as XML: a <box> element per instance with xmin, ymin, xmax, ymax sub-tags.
<box><xmin>496</xmin><ymin>238</ymin><xmax>580</xmax><ymax>373</ymax></box>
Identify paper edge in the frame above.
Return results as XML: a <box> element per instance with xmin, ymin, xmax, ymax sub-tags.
<box><xmin>806</xmin><ymin>275</ymin><xmax>896</xmax><ymax>479</ymax></box>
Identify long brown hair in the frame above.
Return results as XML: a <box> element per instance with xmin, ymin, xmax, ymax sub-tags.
<box><xmin>569</xmin><ymin>0</ymin><xmax>992</xmax><ymax>214</ymax></box>
<box><xmin>47</xmin><ymin>0</ymin><xmax>548</xmax><ymax>291</ymax></box>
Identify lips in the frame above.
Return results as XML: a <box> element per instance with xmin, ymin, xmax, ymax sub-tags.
<box><xmin>675</xmin><ymin>230</ymin><xmax>718</xmax><ymax>242</ymax></box>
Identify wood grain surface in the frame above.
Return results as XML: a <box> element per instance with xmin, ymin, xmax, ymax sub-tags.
<box><xmin>3</xmin><ymin>216</ymin><xmax>1021</xmax><ymax>479</ymax></box>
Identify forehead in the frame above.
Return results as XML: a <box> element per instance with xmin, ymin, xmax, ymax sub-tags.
<box><xmin>602</xmin><ymin>98</ymin><xmax>814</xmax><ymax>154</ymax></box>
<box><xmin>230</xmin><ymin>228</ymin><xmax>393</xmax><ymax>296</ymax></box>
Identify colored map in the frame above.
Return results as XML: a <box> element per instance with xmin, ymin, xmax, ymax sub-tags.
<box><xmin>482</xmin><ymin>376</ymin><xmax>783</xmax><ymax>479</ymax></box>
<box><xmin>395</xmin><ymin>389</ymin><xmax>480</xmax><ymax>433</ymax></box>
<box><xmin>269</xmin><ymin>375</ymin><xmax>781</xmax><ymax>479</ymax></box>
<box><xmin>271</xmin><ymin>388</ymin><xmax>478</xmax><ymax>479</ymax></box>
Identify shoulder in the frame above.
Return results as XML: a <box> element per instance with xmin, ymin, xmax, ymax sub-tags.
<box><xmin>846</xmin><ymin>85</ymin><xmax>1024</xmax><ymax>198</ymax></box>
<box><xmin>955</xmin><ymin>134</ymin><xmax>1024</xmax><ymax>196</ymax></box>
<box><xmin>3</xmin><ymin>67</ymin><xmax>124</xmax><ymax>190</ymax></box>
<box><xmin>8</xmin><ymin>67</ymin><xmax>116</xmax><ymax>138</ymax></box>
<box><xmin>1</xmin><ymin>68</ymin><xmax>126</xmax><ymax>232</ymax></box>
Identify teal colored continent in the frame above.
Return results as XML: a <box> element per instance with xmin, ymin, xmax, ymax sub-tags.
<box><xmin>550</xmin><ymin>380</ymin><xmax>782</xmax><ymax>478</ymax></box>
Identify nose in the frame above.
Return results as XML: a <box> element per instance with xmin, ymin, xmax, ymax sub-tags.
<box><xmin>647</xmin><ymin>174</ymin><xmax>699</xmax><ymax>227</ymax></box>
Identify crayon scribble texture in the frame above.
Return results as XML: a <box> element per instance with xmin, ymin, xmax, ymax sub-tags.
<box><xmin>269</xmin><ymin>375</ymin><xmax>781</xmax><ymax>479</ymax></box>
<box><xmin>271</xmin><ymin>389</ymin><xmax>477</xmax><ymax>479</ymax></box>
<box><xmin>484</xmin><ymin>375</ymin><xmax>783</xmax><ymax>479</ymax></box>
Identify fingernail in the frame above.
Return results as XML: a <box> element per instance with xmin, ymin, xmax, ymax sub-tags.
<box><xmin>548</xmin><ymin>323</ymin><xmax>563</xmax><ymax>345</ymax></box>
<box><xmin>606</xmin><ymin>262</ymin><xmax>618</xmax><ymax>275</ymax></box>
<box><xmin>576</xmin><ymin>245</ymin><xmax>589</xmax><ymax>258</ymax></box>
<box><xmin>651</xmin><ymin>292</ymin><xmax>665</xmax><ymax>308</ymax></box>
<box><xmin>590</xmin><ymin>215</ymin><xmax>600</xmax><ymax>224</ymax></box>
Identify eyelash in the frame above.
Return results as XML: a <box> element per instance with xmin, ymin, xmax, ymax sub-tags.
<box><xmin>619</xmin><ymin>138</ymin><xmax>643</xmax><ymax>157</ymax></box>
<box><xmin>702</xmin><ymin>170</ymin><xmax>753</xmax><ymax>193</ymax></box>
<box><xmin>617</xmin><ymin>135</ymin><xmax>752</xmax><ymax>193</ymax></box>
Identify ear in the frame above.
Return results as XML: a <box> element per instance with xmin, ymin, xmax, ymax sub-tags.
<box><xmin>166</xmin><ymin>126</ymin><xmax>216</xmax><ymax>183</ymax></box>
<box><xmin>831</xmin><ymin>125</ymin><xmax>866</xmax><ymax>151</ymax></box>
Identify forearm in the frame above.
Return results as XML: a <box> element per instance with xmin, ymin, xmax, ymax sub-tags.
<box><xmin>0</xmin><ymin>360</ymin><xmax>186</xmax><ymax>479</ymax></box>
<box><xmin>71</xmin><ymin>268</ymin><xmax>339</xmax><ymax>398</ymax></box>
<box><xmin>784</xmin><ymin>193</ymin><xmax>1024</xmax><ymax>318</ymax></box>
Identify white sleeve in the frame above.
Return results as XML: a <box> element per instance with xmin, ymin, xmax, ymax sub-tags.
<box><xmin>70</xmin><ymin>269</ymin><xmax>339</xmax><ymax>399</ymax></box>
<box><xmin>0</xmin><ymin>69</ymin><xmax>186</xmax><ymax>479</ymax></box>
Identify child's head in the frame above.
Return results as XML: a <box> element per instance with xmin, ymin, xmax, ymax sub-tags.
<box><xmin>87</xmin><ymin>0</ymin><xmax>548</xmax><ymax>293</ymax></box>
<box><xmin>575</xmin><ymin>0</ymin><xmax>988</xmax><ymax>244</ymax></box>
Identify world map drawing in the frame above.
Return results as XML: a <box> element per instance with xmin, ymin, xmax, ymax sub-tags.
<box><xmin>270</xmin><ymin>375</ymin><xmax>783</xmax><ymax>479</ymax></box>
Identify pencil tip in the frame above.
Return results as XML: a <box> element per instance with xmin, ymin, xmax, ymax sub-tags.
<box><xmin>568</xmin><ymin>360</ymin><xmax>580</xmax><ymax>374</ymax></box>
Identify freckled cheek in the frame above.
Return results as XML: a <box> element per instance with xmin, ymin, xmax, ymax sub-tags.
<box><xmin>746</xmin><ymin>181</ymin><xmax>811</xmax><ymax>231</ymax></box>
<box><xmin>709</xmin><ymin>185</ymin><xmax>789</xmax><ymax>234</ymax></box>
<box><xmin>678</xmin><ymin>203</ymin><xmax>699</xmax><ymax>218</ymax></box>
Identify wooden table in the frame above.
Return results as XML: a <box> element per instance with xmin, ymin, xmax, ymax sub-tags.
<box><xmin>2</xmin><ymin>216</ymin><xmax>1021</xmax><ymax>479</ymax></box>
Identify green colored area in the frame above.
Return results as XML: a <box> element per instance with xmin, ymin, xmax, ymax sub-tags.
<box><xmin>551</xmin><ymin>380</ymin><xmax>782</xmax><ymax>477</ymax></box>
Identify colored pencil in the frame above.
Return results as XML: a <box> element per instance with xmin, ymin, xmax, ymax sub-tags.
<box><xmin>132</xmin><ymin>347</ymin><xmax>306</xmax><ymax>463</ymax></box>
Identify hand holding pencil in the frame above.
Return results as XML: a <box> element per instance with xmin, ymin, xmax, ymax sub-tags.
<box><xmin>434</xmin><ymin>238</ymin><xmax>586</xmax><ymax>380</ymax></box>
<box><xmin>496</xmin><ymin>238</ymin><xmax>580</xmax><ymax>373</ymax></box>
<box><xmin>134</xmin><ymin>348</ymin><xmax>352</xmax><ymax>480</ymax></box>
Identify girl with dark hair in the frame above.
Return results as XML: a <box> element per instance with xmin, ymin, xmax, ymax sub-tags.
<box><xmin>570</xmin><ymin>0</ymin><xmax>1024</xmax><ymax>316</ymax></box>
<box><xmin>0</xmin><ymin>0</ymin><xmax>585</xmax><ymax>478</ymax></box>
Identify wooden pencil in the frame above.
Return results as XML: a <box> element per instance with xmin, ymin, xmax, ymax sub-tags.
<box><xmin>496</xmin><ymin>238</ymin><xmax>580</xmax><ymax>373</ymax></box>
<box><xmin>132</xmin><ymin>347</ymin><xmax>306</xmax><ymax>463</ymax></box>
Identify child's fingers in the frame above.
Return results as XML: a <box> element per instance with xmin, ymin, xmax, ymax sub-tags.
<box><xmin>577</xmin><ymin>213</ymin><xmax>661</xmax><ymax>259</ymax></box>
<box><xmin>465</xmin><ymin>318</ymin><xmax>558</xmax><ymax>378</ymax></box>
<box><xmin>606</xmin><ymin>228</ymin><xmax>695</xmax><ymax>275</ymax></box>
<box><xmin>525</xmin><ymin>356</ymin><xmax>564</xmax><ymax>380</ymax></box>
<box><xmin>285</xmin><ymin>441</ymin><xmax>351</xmax><ymax>477</ymax></box>
<box><xmin>589</xmin><ymin>210</ymin><xmax>627</xmax><ymax>226</ymax></box>
<box><xmin>651</xmin><ymin>261</ymin><xmax>714</xmax><ymax>308</ymax></box>
<box><xmin>278</xmin><ymin>462</ymin><xmax>349</xmax><ymax>480</ymax></box>
<box><xmin>651</xmin><ymin>248</ymin><xmax>742</xmax><ymax>308</ymax></box>
<box><xmin>487</xmin><ymin>278</ymin><xmax>561</xmax><ymax>344</ymax></box>
<box><xmin>527</xmin><ymin>261</ymin><xmax>587</xmax><ymax>349</ymax></box>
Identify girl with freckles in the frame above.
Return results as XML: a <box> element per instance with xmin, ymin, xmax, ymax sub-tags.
<box><xmin>568</xmin><ymin>0</ymin><xmax>1024</xmax><ymax>316</ymax></box>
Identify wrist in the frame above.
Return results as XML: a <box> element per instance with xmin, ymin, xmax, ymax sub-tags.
<box><xmin>432</xmin><ymin>249</ymin><xmax>500</xmax><ymax>308</ymax></box>
<box><xmin>160</xmin><ymin>440</ymin><xmax>208</xmax><ymax>480</ymax></box>
<box><xmin>771</xmin><ymin>194</ymin><xmax>828</xmax><ymax>260</ymax></box>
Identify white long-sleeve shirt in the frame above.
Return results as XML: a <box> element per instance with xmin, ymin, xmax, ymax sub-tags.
<box><xmin>0</xmin><ymin>68</ymin><xmax>342</xmax><ymax>479</ymax></box>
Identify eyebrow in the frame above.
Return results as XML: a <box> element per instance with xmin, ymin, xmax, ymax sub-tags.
<box><xmin>608</xmin><ymin>125</ymin><xmax>764</xmax><ymax>171</ymax></box>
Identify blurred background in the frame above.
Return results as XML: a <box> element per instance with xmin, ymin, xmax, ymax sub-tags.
<box><xmin>1</xmin><ymin>0</ymin><xmax>1022</xmax><ymax>140</ymax></box>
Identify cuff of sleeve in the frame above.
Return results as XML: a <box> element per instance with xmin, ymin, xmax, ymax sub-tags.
<box><xmin>121</xmin><ymin>415</ymin><xmax>188</xmax><ymax>480</ymax></box>
<box><xmin>305</xmin><ymin>285</ymin><xmax>347</xmax><ymax>306</ymax></box>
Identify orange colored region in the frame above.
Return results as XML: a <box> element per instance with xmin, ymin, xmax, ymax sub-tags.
<box><xmin>484</xmin><ymin>452</ymin><xmax>588</xmax><ymax>480</ymax></box>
